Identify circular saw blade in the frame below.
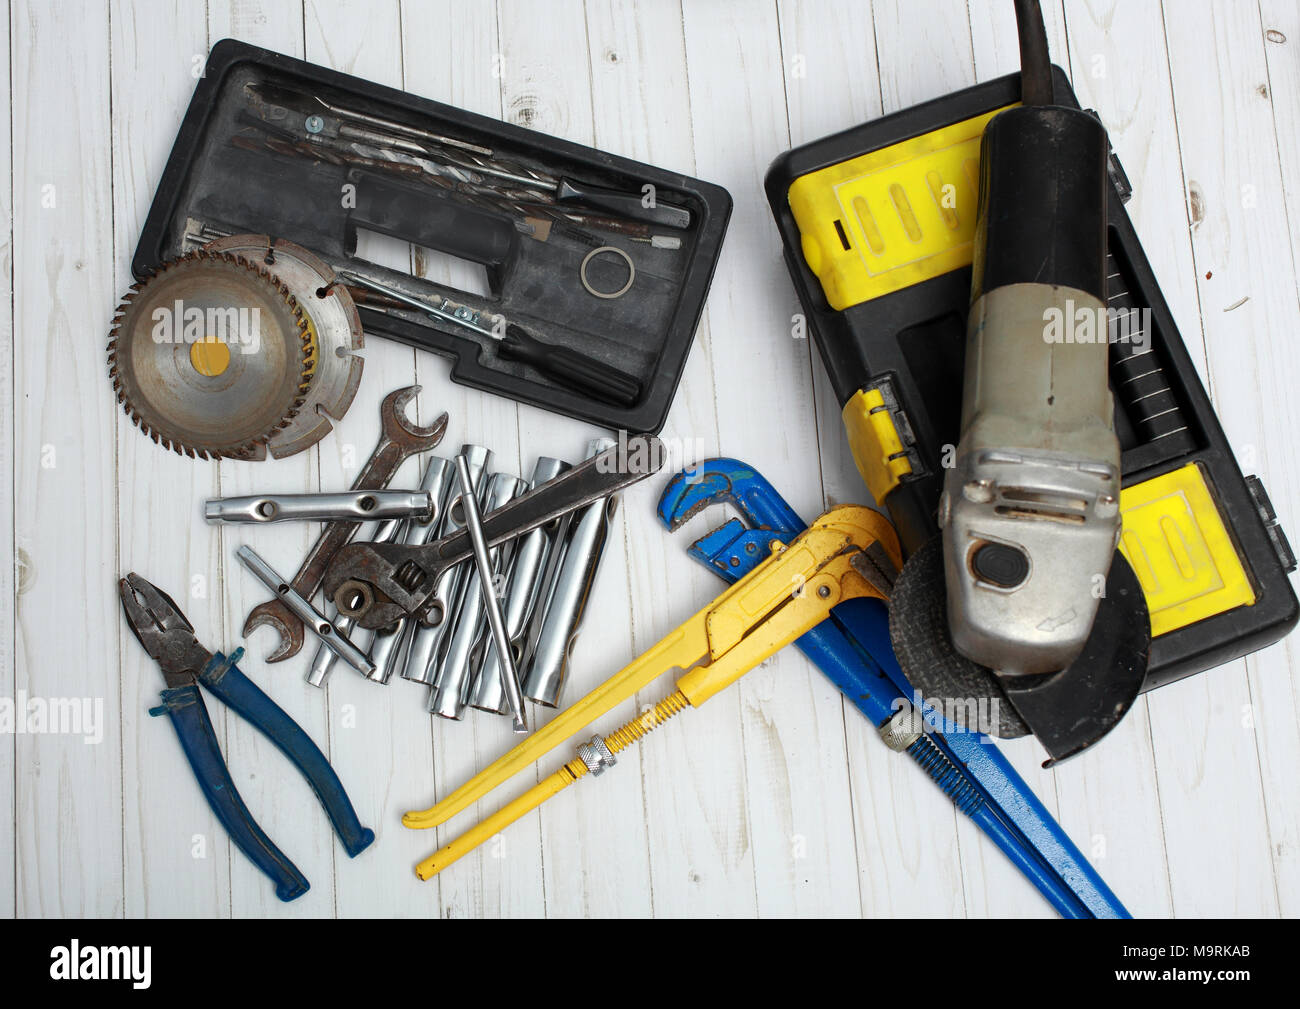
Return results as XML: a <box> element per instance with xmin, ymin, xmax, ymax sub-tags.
<box><xmin>108</xmin><ymin>250</ymin><xmax>312</xmax><ymax>460</ymax></box>
<box><xmin>204</xmin><ymin>235</ymin><xmax>365</xmax><ymax>460</ymax></box>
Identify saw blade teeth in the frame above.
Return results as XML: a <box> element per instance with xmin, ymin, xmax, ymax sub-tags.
<box><xmin>107</xmin><ymin>248</ymin><xmax>317</xmax><ymax>460</ymax></box>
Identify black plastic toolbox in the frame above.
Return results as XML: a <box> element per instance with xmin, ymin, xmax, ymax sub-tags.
<box><xmin>133</xmin><ymin>39</ymin><xmax>732</xmax><ymax>434</ymax></box>
<box><xmin>766</xmin><ymin>67</ymin><xmax>1297</xmax><ymax>691</ymax></box>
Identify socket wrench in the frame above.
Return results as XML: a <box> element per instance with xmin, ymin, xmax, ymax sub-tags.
<box><xmin>429</xmin><ymin>472</ymin><xmax>527</xmax><ymax>720</ymax></box>
<box><xmin>402</xmin><ymin>446</ymin><xmax>492</xmax><ymax>684</ymax></box>
<box><xmin>363</xmin><ymin>458</ymin><xmax>458</xmax><ymax>684</ymax></box>
<box><xmin>523</xmin><ymin>439</ymin><xmax>619</xmax><ymax>707</ymax></box>
<box><xmin>205</xmin><ymin>490</ymin><xmax>434</xmax><ymax>524</ymax></box>
<box><xmin>471</xmin><ymin>457</ymin><xmax>569</xmax><ymax>713</ymax></box>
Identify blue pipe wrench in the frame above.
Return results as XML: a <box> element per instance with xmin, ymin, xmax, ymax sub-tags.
<box><xmin>657</xmin><ymin>460</ymin><xmax>1129</xmax><ymax>918</ymax></box>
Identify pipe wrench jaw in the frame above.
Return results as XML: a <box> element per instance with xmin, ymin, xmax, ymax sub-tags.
<box><xmin>662</xmin><ymin>460</ymin><xmax>902</xmax><ymax>599</ymax></box>
<box><xmin>674</xmin><ymin>509</ymin><xmax>901</xmax><ymax>708</ymax></box>
<box><xmin>658</xmin><ymin>458</ymin><xmax>803</xmax><ymax>535</ymax></box>
<box><xmin>687</xmin><ymin>519</ymin><xmax>783</xmax><ymax>575</ymax></box>
<box><xmin>658</xmin><ymin>467</ymin><xmax>741</xmax><ymax>530</ymax></box>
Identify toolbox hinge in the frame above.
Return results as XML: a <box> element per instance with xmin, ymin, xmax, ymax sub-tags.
<box><xmin>1085</xmin><ymin>108</ymin><xmax>1132</xmax><ymax>204</ymax></box>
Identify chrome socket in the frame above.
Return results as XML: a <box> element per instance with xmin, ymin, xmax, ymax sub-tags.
<box><xmin>401</xmin><ymin>445</ymin><xmax>492</xmax><ymax>685</ymax></box>
<box><xmin>362</xmin><ymin>457</ymin><xmax>458</xmax><ymax>685</ymax></box>
<box><xmin>523</xmin><ymin>438</ymin><xmax>618</xmax><ymax>708</ymax></box>
<box><xmin>471</xmin><ymin>456</ymin><xmax>570</xmax><ymax>713</ymax></box>
<box><xmin>429</xmin><ymin>471</ymin><xmax>527</xmax><ymax>720</ymax></box>
<box><xmin>349</xmin><ymin>517</ymin><xmax>407</xmax><ymax>682</ymax></box>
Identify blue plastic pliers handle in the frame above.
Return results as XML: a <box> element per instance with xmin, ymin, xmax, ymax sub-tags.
<box><xmin>120</xmin><ymin>573</ymin><xmax>374</xmax><ymax>902</ymax></box>
<box><xmin>657</xmin><ymin>460</ymin><xmax>1130</xmax><ymax>919</ymax></box>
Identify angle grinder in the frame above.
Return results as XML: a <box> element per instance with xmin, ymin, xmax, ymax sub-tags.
<box><xmin>890</xmin><ymin>0</ymin><xmax>1151</xmax><ymax>764</ymax></box>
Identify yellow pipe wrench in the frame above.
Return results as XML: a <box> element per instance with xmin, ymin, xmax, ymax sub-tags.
<box><xmin>403</xmin><ymin>504</ymin><xmax>901</xmax><ymax>880</ymax></box>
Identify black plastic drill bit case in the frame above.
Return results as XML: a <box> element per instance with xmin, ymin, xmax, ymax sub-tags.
<box><xmin>131</xmin><ymin>39</ymin><xmax>732</xmax><ymax>434</ymax></box>
<box><xmin>765</xmin><ymin>67</ymin><xmax>1298</xmax><ymax>693</ymax></box>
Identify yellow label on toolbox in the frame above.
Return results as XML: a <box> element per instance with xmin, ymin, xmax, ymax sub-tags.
<box><xmin>1119</xmin><ymin>463</ymin><xmax>1256</xmax><ymax>637</ymax></box>
<box><xmin>788</xmin><ymin>106</ymin><xmax>1012</xmax><ymax>310</ymax></box>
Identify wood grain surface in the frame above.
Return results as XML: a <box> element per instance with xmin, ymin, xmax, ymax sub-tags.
<box><xmin>2</xmin><ymin>0</ymin><xmax>1297</xmax><ymax>918</ymax></box>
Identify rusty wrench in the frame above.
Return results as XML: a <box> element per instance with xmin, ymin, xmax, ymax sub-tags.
<box><xmin>242</xmin><ymin>386</ymin><xmax>448</xmax><ymax>662</ymax></box>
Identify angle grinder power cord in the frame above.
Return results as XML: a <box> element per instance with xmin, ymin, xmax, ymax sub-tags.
<box><xmin>892</xmin><ymin>0</ymin><xmax>1151</xmax><ymax>764</ymax></box>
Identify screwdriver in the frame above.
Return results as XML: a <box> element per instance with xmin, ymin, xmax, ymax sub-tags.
<box><xmin>341</xmin><ymin>272</ymin><xmax>641</xmax><ymax>407</ymax></box>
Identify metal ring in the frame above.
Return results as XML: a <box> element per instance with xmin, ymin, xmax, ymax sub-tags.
<box><xmin>580</xmin><ymin>246</ymin><xmax>635</xmax><ymax>299</ymax></box>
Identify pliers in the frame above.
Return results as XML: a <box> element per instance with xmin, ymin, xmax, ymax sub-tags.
<box><xmin>118</xmin><ymin>573</ymin><xmax>375</xmax><ymax>902</ymax></box>
<box><xmin>658</xmin><ymin>460</ymin><xmax>1130</xmax><ymax>919</ymax></box>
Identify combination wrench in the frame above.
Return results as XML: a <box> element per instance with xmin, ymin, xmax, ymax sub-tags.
<box><xmin>242</xmin><ymin>386</ymin><xmax>447</xmax><ymax>662</ymax></box>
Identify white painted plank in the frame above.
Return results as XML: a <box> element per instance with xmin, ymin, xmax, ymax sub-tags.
<box><xmin>519</xmin><ymin>0</ymin><xmax>706</xmax><ymax>918</ymax></box>
<box><xmin>679</xmin><ymin>0</ymin><xmax>864</xmax><ymax>917</ymax></box>
<box><xmin>1158</xmin><ymin>0</ymin><xmax>1299</xmax><ymax>917</ymax></box>
<box><xmin>1254</xmin><ymin>0</ymin><xmax>1300</xmax><ymax>918</ymax></box>
<box><xmin>336</xmin><ymin>0</ymin><xmax>534</xmax><ymax>919</ymax></box>
<box><xmin>969</xmin><ymin>0</ymin><xmax>1170</xmax><ymax>918</ymax></box>
<box><xmin>873</xmin><ymin>0</ymin><xmax>977</xmax><ymax>112</ymax></box>
<box><xmin>1041</xmin><ymin>0</ymin><xmax>1207</xmax><ymax>918</ymax></box>
<box><xmin>775</xmin><ymin>0</ymin><xmax>973</xmax><ymax>918</ymax></box>
<box><xmin>192</xmin><ymin>0</ymin><xmax>315</xmax><ymax>920</ymax></box>
<box><xmin>209</xmin><ymin>0</ymin><xmax>343</xmax><ymax>918</ymax></box>
<box><xmin>12</xmin><ymin>0</ymin><xmax>122</xmax><ymax>916</ymax></box>
<box><xmin>968</xmin><ymin>0</ymin><xmax>1070</xmax><ymax>84</ymax></box>
<box><xmin>391</xmin><ymin>0</ymin><xmax>545</xmax><ymax>920</ymax></box>
<box><xmin>0</xmin><ymin>0</ymin><xmax>14</xmax><ymax>921</ymax></box>
<box><xmin>111</xmin><ymin>0</ymin><xmax>228</xmax><ymax>918</ymax></box>
<box><xmin>209</xmin><ymin>0</ymin><xmax>304</xmax><ymax>49</ymax></box>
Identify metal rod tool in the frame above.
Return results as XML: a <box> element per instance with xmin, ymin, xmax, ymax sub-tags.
<box><xmin>472</xmin><ymin>457</ymin><xmax>569</xmax><ymax>713</ymax></box>
<box><xmin>236</xmin><ymin>545</ymin><xmax>374</xmax><ymax>677</ymax></box>
<box><xmin>340</xmin><ymin>272</ymin><xmax>641</xmax><ymax>407</ymax></box>
<box><xmin>402</xmin><ymin>446</ymin><xmax>492</xmax><ymax>684</ymax></box>
<box><xmin>206</xmin><ymin>490</ymin><xmax>433</xmax><ymax>524</ymax></box>
<box><xmin>454</xmin><ymin>454</ymin><xmax>528</xmax><ymax>734</ymax></box>
<box><xmin>242</xmin><ymin>386</ymin><xmax>447</xmax><ymax>663</ymax></box>
<box><xmin>431</xmin><ymin>473</ymin><xmax>527</xmax><ymax>719</ymax></box>
<box><xmin>364</xmin><ymin>457</ymin><xmax>458</xmax><ymax>685</ymax></box>
<box><xmin>357</xmin><ymin>518</ymin><xmax>412</xmax><ymax>684</ymax></box>
<box><xmin>323</xmin><ymin>434</ymin><xmax>665</xmax><ymax>631</ymax></box>
<box><xmin>306</xmin><ymin>606</ymin><xmax>354</xmax><ymax>689</ymax></box>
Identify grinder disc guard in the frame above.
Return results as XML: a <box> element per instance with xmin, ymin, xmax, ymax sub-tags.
<box><xmin>890</xmin><ymin>536</ymin><xmax>1151</xmax><ymax>764</ymax></box>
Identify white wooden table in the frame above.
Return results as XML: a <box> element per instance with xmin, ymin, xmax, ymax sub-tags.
<box><xmin>3</xmin><ymin>0</ymin><xmax>1298</xmax><ymax>918</ymax></box>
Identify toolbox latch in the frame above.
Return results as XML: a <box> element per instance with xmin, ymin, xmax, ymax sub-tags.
<box><xmin>841</xmin><ymin>380</ymin><xmax>918</xmax><ymax>506</ymax></box>
<box><xmin>1246</xmin><ymin>474</ymin><xmax>1297</xmax><ymax>573</ymax></box>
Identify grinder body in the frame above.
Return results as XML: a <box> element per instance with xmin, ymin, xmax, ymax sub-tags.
<box><xmin>941</xmin><ymin>105</ymin><xmax>1121</xmax><ymax>676</ymax></box>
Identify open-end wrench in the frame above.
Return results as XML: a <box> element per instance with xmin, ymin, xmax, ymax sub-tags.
<box><xmin>243</xmin><ymin>386</ymin><xmax>448</xmax><ymax>662</ymax></box>
<box><xmin>656</xmin><ymin>459</ymin><xmax>1129</xmax><ymax>919</ymax></box>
